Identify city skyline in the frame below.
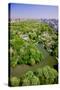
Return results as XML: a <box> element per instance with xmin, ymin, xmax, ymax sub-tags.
<box><xmin>9</xmin><ymin>3</ymin><xmax>58</xmax><ymax>19</ymax></box>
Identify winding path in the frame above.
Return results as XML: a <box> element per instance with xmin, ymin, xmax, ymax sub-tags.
<box><xmin>10</xmin><ymin>44</ymin><xmax>58</xmax><ymax>78</ymax></box>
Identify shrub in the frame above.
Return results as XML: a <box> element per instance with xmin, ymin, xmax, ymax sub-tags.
<box><xmin>22</xmin><ymin>71</ymin><xmax>34</xmax><ymax>86</ymax></box>
<box><xmin>28</xmin><ymin>58</ymin><xmax>35</xmax><ymax>65</ymax></box>
<box><xmin>22</xmin><ymin>71</ymin><xmax>40</xmax><ymax>85</ymax></box>
<box><xmin>10</xmin><ymin>77</ymin><xmax>20</xmax><ymax>86</ymax></box>
<box><xmin>25</xmin><ymin>71</ymin><xmax>34</xmax><ymax>79</ymax></box>
<box><xmin>34</xmin><ymin>66</ymin><xmax>58</xmax><ymax>84</ymax></box>
<box><xmin>31</xmin><ymin>75</ymin><xmax>40</xmax><ymax>85</ymax></box>
<box><xmin>22</xmin><ymin>78</ymin><xmax>30</xmax><ymax>86</ymax></box>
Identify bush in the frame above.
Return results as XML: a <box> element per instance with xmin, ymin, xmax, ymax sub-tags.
<box><xmin>17</xmin><ymin>42</ymin><xmax>43</xmax><ymax>66</ymax></box>
<box><xmin>34</xmin><ymin>66</ymin><xmax>58</xmax><ymax>84</ymax></box>
<box><xmin>22</xmin><ymin>78</ymin><xmax>30</xmax><ymax>86</ymax></box>
<box><xmin>22</xmin><ymin>71</ymin><xmax>40</xmax><ymax>85</ymax></box>
<box><xmin>31</xmin><ymin>75</ymin><xmax>40</xmax><ymax>85</ymax></box>
<box><xmin>34</xmin><ymin>68</ymin><xmax>44</xmax><ymax>84</ymax></box>
<box><xmin>25</xmin><ymin>71</ymin><xmax>34</xmax><ymax>79</ymax></box>
<box><xmin>10</xmin><ymin>77</ymin><xmax>20</xmax><ymax>86</ymax></box>
<box><xmin>22</xmin><ymin>71</ymin><xmax>34</xmax><ymax>86</ymax></box>
<box><xmin>28</xmin><ymin>58</ymin><xmax>35</xmax><ymax>65</ymax></box>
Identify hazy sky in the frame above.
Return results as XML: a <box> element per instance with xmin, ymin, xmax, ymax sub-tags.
<box><xmin>9</xmin><ymin>3</ymin><xmax>58</xmax><ymax>19</ymax></box>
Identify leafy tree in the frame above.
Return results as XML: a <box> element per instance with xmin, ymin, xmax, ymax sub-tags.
<box><xmin>22</xmin><ymin>71</ymin><xmax>40</xmax><ymax>85</ymax></box>
<box><xmin>28</xmin><ymin>58</ymin><xmax>35</xmax><ymax>65</ymax></box>
<box><xmin>22</xmin><ymin>71</ymin><xmax>34</xmax><ymax>86</ymax></box>
<box><xmin>22</xmin><ymin>78</ymin><xmax>30</xmax><ymax>86</ymax></box>
<box><xmin>10</xmin><ymin>51</ymin><xmax>18</xmax><ymax>68</ymax></box>
<box><xmin>34</xmin><ymin>66</ymin><xmax>58</xmax><ymax>84</ymax></box>
<box><xmin>10</xmin><ymin>77</ymin><xmax>20</xmax><ymax>86</ymax></box>
<box><xmin>31</xmin><ymin>75</ymin><xmax>40</xmax><ymax>85</ymax></box>
<box><xmin>25</xmin><ymin>71</ymin><xmax>34</xmax><ymax>79</ymax></box>
<box><xmin>34</xmin><ymin>68</ymin><xmax>44</xmax><ymax>84</ymax></box>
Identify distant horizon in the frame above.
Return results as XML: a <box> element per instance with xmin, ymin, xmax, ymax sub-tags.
<box><xmin>10</xmin><ymin>17</ymin><xmax>58</xmax><ymax>20</ymax></box>
<box><xmin>9</xmin><ymin>3</ymin><xmax>58</xmax><ymax>20</ymax></box>
<box><xmin>10</xmin><ymin>17</ymin><xmax>58</xmax><ymax>21</ymax></box>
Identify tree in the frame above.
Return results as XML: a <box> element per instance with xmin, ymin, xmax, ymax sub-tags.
<box><xmin>25</xmin><ymin>71</ymin><xmax>34</xmax><ymax>79</ymax></box>
<box><xmin>22</xmin><ymin>71</ymin><xmax>34</xmax><ymax>86</ymax></box>
<box><xmin>22</xmin><ymin>78</ymin><xmax>30</xmax><ymax>86</ymax></box>
<box><xmin>31</xmin><ymin>75</ymin><xmax>40</xmax><ymax>85</ymax></box>
<box><xmin>10</xmin><ymin>77</ymin><xmax>20</xmax><ymax>86</ymax></box>
<box><xmin>34</xmin><ymin>68</ymin><xmax>44</xmax><ymax>84</ymax></box>
<box><xmin>34</xmin><ymin>66</ymin><xmax>58</xmax><ymax>84</ymax></box>
<box><xmin>28</xmin><ymin>58</ymin><xmax>35</xmax><ymax>65</ymax></box>
<box><xmin>22</xmin><ymin>71</ymin><xmax>40</xmax><ymax>85</ymax></box>
<box><xmin>10</xmin><ymin>55</ymin><xmax>18</xmax><ymax>68</ymax></box>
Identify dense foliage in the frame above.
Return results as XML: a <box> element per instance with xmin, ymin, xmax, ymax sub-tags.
<box><xmin>34</xmin><ymin>65</ymin><xmax>58</xmax><ymax>84</ymax></box>
<box><xmin>10</xmin><ymin>77</ymin><xmax>20</xmax><ymax>86</ymax></box>
<box><xmin>9</xmin><ymin>20</ymin><xmax>58</xmax><ymax>68</ymax></box>
<box><xmin>10</xmin><ymin>37</ymin><xmax>43</xmax><ymax>67</ymax></box>
<box><xmin>10</xmin><ymin>66</ymin><xmax>58</xmax><ymax>86</ymax></box>
<box><xmin>9</xmin><ymin>20</ymin><xmax>58</xmax><ymax>86</ymax></box>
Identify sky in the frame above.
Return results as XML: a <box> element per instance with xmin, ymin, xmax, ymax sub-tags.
<box><xmin>9</xmin><ymin>3</ymin><xmax>58</xmax><ymax>19</ymax></box>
